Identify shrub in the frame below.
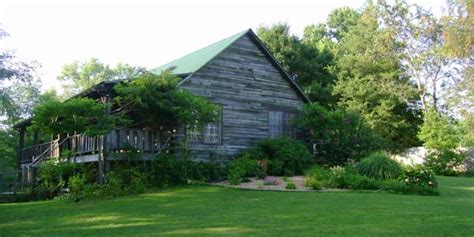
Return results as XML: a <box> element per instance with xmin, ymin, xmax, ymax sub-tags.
<box><xmin>187</xmin><ymin>161</ymin><xmax>227</xmax><ymax>182</ymax></box>
<box><xmin>304</xmin><ymin>166</ymin><xmax>331</xmax><ymax>190</ymax></box>
<box><xmin>285</xmin><ymin>182</ymin><xmax>297</xmax><ymax>190</ymax></box>
<box><xmin>34</xmin><ymin>159</ymin><xmax>77</xmax><ymax>199</ymax></box>
<box><xmin>460</xmin><ymin>169</ymin><xmax>474</xmax><ymax>177</ymax></box>
<box><xmin>418</xmin><ymin>109</ymin><xmax>460</xmax><ymax>150</ymax></box>
<box><xmin>343</xmin><ymin>173</ymin><xmax>380</xmax><ymax>190</ymax></box>
<box><xmin>401</xmin><ymin>165</ymin><xmax>438</xmax><ymax>189</ymax></box>
<box><xmin>150</xmin><ymin>154</ymin><xmax>226</xmax><ymax>188</ymax></box>
<box><xmin>425</xmin><ymin>149</ymin><xmax>465</xmax><ymax>176</ymax></box>
<box><xmin>356</xmin><ymin>152</ymin><xmax>402</xmax><ymax>180</ymax></box>
<box><xmin>228</xmin><ymin>158</ymin><xmax>260</xmax><ymax>185</ymax></box>
<box><xmin>68</xmin><ymin>174</ymin><xmax>86</xmax><ymax>201</ymax></box>
<box><xmin>297</xmin><ymin>103</ymin><xmax>384</xmax><ymax>165</ymax></box>
<box><xmin>238</xmin><ymin>137</ymin><xmax>313</xmax><ymax>176</ymax></box>
<box><xmin>380</xmin><ymin>179</ymin><xmax>439</xmax><ymax>195</ymax></box>
<box><xmin>303</xmin><ymin>165</ymin><xmax>439</xmax><ymax>195</ymax></box>
<box><xmin>328</xmin><ymin>165</ymin><xmax>347</xmax><ymax>188</ymax></box>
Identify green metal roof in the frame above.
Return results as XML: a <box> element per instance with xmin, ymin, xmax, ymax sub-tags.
<box><xmin>151</xmin><ymin>30</ymin><xmax>249</xmax><ymax>75</ymax></box>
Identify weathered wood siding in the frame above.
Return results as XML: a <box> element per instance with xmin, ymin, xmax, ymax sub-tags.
<box><xmin>177</xmin><ymin>34</ymin><xmax>306</xmax><ymax>161</ymax></box>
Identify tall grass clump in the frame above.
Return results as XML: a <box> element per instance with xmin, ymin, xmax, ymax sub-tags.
<box><xmin>356</xmin><ymin>152</ymin><xmax>402</xmax><ymax>180</ymax></box>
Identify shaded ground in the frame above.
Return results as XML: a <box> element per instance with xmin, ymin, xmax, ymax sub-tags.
<box><xmin>0</xmin><ymin>176</ymin><xmax>473</xmax><ymax>237</ymax></box>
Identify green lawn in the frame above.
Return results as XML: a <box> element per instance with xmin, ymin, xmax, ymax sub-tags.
<box><xmin>0</xmin><ymin>176</ymin><xmax>473</xmax><ymax>237</ymax></box>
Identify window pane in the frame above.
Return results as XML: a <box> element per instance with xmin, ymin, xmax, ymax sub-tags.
<box><xmin>203</xmin><ymin>122</ymin><xmax>221</xmax><ymax>144</ymax></box>
<box><xmin>187</xmin><ymin>126</ymin><xmax>201</xmax><ymax>142</ymax></box>
<box><xmin>269</xmin><ymin>111</ymin><xmax>283</xmax><ymax>138</ymax></box>
<box><xmin>284</xmin><ymin>113</ymin><xmax>296</xmax><ymax>138</ymax></box>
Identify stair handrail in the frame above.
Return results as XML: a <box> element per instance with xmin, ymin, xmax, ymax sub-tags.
<box><xmin>31</xmin><ymin>136</ymin><xmax>73</xmax><ymax>167</ymax></box>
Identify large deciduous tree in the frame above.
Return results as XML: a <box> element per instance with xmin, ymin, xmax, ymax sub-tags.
<box><xmin>257</xmin><ymin>23</ymin><xmax>337</xmax><ymax>106</ymax></box>
<box><xmin>442</xmin><ymin>0</ymin><xmax>473</xmax><ymax>59</ymax></box>
<box><xmin>377</xmin><ymin>0</ymin><xmax>468</xmax><ymax>113</ymax></box>
<box><xmin>331</xmin><ymin>4</ymin><xmax>422</xmax><ymax>152</ymax></box>
<box><xmin>0</xmin><ymin>27</ymin><xmax>40</xmax><ymax>126</ymax></box>
<box><xmin>58</xmin><ymin>58</ymin><xmax>145</xmax><ymax>98</ymax></box>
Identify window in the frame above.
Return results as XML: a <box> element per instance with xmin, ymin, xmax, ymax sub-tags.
<box><xmin>269</xmin><ymin>111</ymin><xmax>297</xmax><ymax>138</ymax></box>
<box><xmin>203</xmin><ymin>122</ymin><xmax>221</xmax><ymax>144</ymax></box>
<box><xmin>187</xmin><ymin>126</ymin><xmax>202</xmax><ymax>142</ymax></box>
<box><xmin>269</xmin><ymin>111</ymin><xmax>283</xmax><ymax>138</ymax></box>
<box><xmin>186</xmin><ymin>107</ymin><xmax>222</xmax><ymax>144</ymax></box>
<box><xmin>284</xmin><ymin>113</ymin><xmax>297</xmax><ymax>138</ymax></box>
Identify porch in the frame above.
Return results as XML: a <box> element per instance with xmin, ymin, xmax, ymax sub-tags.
<box><xmin>20</xmin><ymin>128</ymin><xmax>168</xmax><ymax>166</ymax></box>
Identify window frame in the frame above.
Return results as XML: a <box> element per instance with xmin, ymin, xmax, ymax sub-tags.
<box><xmin>186</xmin><ymin>106</ymin><xmax>223</xmax><ymax>145</ymax></box>
<box><xmin>268</xmin><ymin>110</ymin><xmax>297</xmax><ymax>138</ymax></box>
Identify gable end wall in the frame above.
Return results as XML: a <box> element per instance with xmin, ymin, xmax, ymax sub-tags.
<box><xmin>178</xmin><ymin>34</ymin><xmax>306</xmax><ymax>161</ymax></box>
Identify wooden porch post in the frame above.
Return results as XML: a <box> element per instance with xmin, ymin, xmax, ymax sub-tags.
<box><xmin>98</xmin><ymin>93</ymin><xmax>112</xmax><ymax>184</ymax></box>
<box><xmin>98</xmin><ymin>135</ymin><xmax>105</xmax><ymax>184</ymax></box>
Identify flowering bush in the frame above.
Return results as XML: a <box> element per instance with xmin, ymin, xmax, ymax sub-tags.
<box><xmin>402</xmin><ymin>165</ymin><xmax>438</xmax><ymax>189</ymax></box>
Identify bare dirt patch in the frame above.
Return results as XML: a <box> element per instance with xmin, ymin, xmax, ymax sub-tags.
<box><xmin>214</xmin><ymin>176</ymin><xmax>313</xmax><ymax>191</ymax></box>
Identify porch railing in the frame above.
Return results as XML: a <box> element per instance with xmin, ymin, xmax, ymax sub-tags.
<box><xmin>20</xmin><ymin>140</ymin><xmax>60</xmax><ymax>164</ymax></box>
<box><xmin>20</xmin><ymin>129</ymin><xmax>164</xmax><ymax>164</ymax></box>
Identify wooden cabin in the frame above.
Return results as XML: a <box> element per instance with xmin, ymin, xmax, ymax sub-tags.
<box><xmin>14</xmin><ymin>29</ymin><xmax>309</xmax><ymax>177</ymax></box>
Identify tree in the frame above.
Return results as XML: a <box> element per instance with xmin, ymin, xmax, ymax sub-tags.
<box><xmin>418</xmin><ymin>109</ymin><xmax>461</xmax><ymax>150</ymax></box>
<box><xmin>57</xmin><ymin>58</ymin><xmax>145</xmax><ymax>98</ymax></box>
<box><xmin>442</xmin><ymin>0</ymin><xmax>473</xmax><ymax>58</ymax></box>
<box><xmin>377</xmin><ymin>0</ymin><xmax>467</xmax><ymax>112</ymax></box>
<box><xmin>113</xmin><ymin>71</ymin><xmax>219</xmax><ymax>130</ymax></box>
<box><xmin>331</xmin><ymin>5</ymin><xmax>422</xmax><ymax>152</ymax></box>
<box><xmin>0</xmin><ymin>129</ymin><xmax>17</xmax><ymax>172</ymax></box>
<box><xmin>31</xmin><ymin>97</ymin><xmax>122</xmax><ymax>137</ymax></box>
<box><xmin>418</xmin><ymin>109</ymin><xmax>464</xmax><ymax>175</ymax></box>
<box><xmin>441</xmin><ymin>0</ymin><xmax>473</xmax><ymax>137</ymax></box>
<box><xmin>258</xmin><ymin>23</ymin><xmax>337</xmax><ymax>106</ymax></box>
<box><xmin>297</xmin><ymin>103</ymin><xmax>383</xmax><ymax>165</ymax></box>
<box><xmin>326</xmin><ymin>7</ymin><xmax>361</xmax><ymax>41</ymax></box>
<box><xmin>0</xmin><ymin>27</ymin><xmax>39</xmax><ymax>125</ymax></box>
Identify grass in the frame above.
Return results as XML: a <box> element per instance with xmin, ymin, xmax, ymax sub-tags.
<box><xmin>0</xmin><ymin>176</ymin><xmax>473</xmax><ymax>237</ymax></box>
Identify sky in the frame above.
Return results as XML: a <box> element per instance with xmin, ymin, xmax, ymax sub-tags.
<box><xmin>0</xmin><ymin>0</ymin><xmax>447</xmax><ymax>92</ymax></box>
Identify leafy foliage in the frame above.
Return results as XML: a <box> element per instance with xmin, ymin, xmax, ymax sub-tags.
<box><xmin>0</xmin><ymin>129</ymin><xmax>17</xmax><ymax>172</ymax></box>
<box><xmin>34</xmin><ymin>159</ymin><xmax>77</xmax><ymax>199</ymax></box>
<box><xmin>227</xmin><ymin>158</ymin><xmax>261</xmax><ymax>185</ymax></box>
<box><xmin>331</xmin><ymin>5</ymin><xmax>422</xmax><ymax>152</ymax></box>
<box><xmin>297</xmin><ymin>103</ymin><xmax>383</xmax><ymax>165</ymax></box>
<box><xmin>31</xmin><ymin>97</ymin><xmax>123</xmax><ymax>136</ymax></box>
<box><xmin>58</xmin><ymin>58</ymin><xmax>145</xmax><ymax>98</ymax></box>
<box><xmin>257</xmin><ymin>23</ymin><xmax>337</xmax><ymax>106</ymax></box>
<box><xmin>114</xmin><ymin>71</ymin><xmax>219</xmax><ymax>130</ymax></box>
<box><xmin>238</xmin><ymin>137</ymin><xmax>314</xmax><ymax>176</ymax></box>
<box><xmin>441</xmin><ymin>0</ymin><xmax>473</xmax><ymax>58</ymax></box>
<box><xmin>285</xmin><ymin>182</ymin><xmax>297</xmax><ymax>190</ymax></box>
<box><xmin>304</xmin><ymin>164</ymin><xmax>438</xmax><ymax>195</ymax></box>
<box><xmin>401</xmin><ymin>165</ymin><xmax>438</xmax><ymax>189</ymax></box>
<box><xmin>304</xmin><ymin>166</ymin><xmax>332</xmax><ymax>190</ymax></box>
<box><xmin>425</xmin><ymin>149</ymin><xmax>466</xmax><ymax>176</ymax></box>
<box><xmin>418</xmin><ymin>109</ymin><xmax>461</xmax><ymax>150</ymax></box>
<box><xmin>0</xmin><ymin>27</ymin><xmax>41</xmax><ymax>126</ymax></box>
<box><xmin>356</xmin><ymin>152</ymin><xmax>403</xmax><ymax>180</ymax></box>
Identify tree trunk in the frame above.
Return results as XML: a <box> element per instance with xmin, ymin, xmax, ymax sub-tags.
<box><xmin>432</xmin><ymin>78</ymin><xmax>438</xmax><ymax>111</ymax></box>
